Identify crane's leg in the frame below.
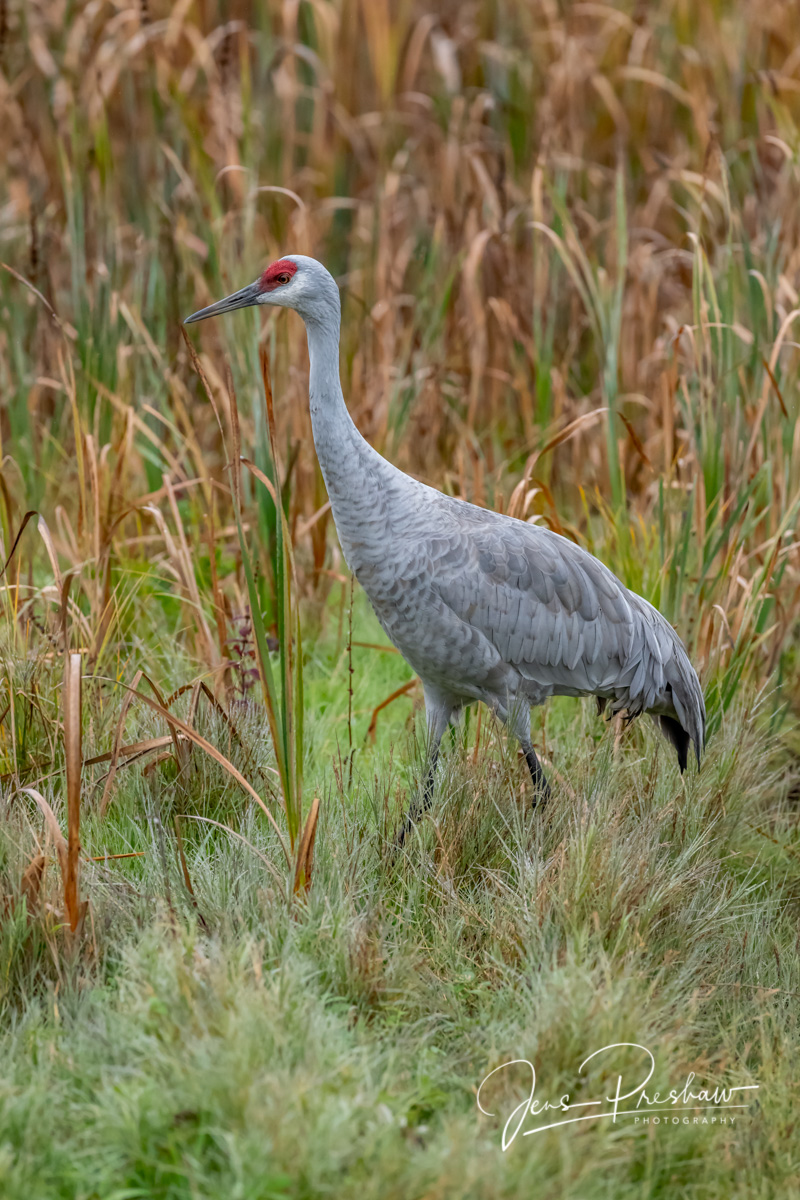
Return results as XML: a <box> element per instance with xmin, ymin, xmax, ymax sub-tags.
<box><xmin>395</xmin><ymin>691</ymin><xmax>451</xmax><ymax>848</ymax></box>
<box><xmin>503</xmin><ymin>700</ymin><xmax>551</xmax><ymax>808</ymax></box>
<box><xmin>520</xmin><ymin>739</ymin><xmax>551</xmax><ymax>807</ymax></box>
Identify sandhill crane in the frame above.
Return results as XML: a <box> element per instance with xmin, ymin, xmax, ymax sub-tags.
<box><xmin>185</xmin><ymin>255</ymin><xmax>705</xmax><ymax>837</ymax></box>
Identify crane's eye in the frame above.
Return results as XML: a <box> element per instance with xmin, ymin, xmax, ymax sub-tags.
<box><xmin>276</xmin><ymin>273</ymin><xmax>291</xmax><ymax>285</ymax></box>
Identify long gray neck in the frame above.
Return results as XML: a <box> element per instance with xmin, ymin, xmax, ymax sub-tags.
<box><xmin>304</xmin><ymin>316</ymin><xmax>398</xmax><ymax>567</ymax></box>
<box><xmin>305</xmin><ymin>318</ymin><xmax>363</xmax><ymax>482</ymax></box>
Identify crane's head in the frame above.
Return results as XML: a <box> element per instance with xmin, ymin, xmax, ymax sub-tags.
<box><xmin>184</xmin><ymin>254</ymin><xmax>339</xmax><ymax>328</ymax></box>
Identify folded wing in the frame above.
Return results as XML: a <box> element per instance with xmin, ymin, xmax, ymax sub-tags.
<box><xmin>427</xmin><ymin>498</ymin><xmax>705</xmax><ymax>763</ymax></box>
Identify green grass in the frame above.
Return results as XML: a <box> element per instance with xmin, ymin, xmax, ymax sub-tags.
<box><xmin>2</xmin><ymin>0</ymin><xmax>800</xmax><ymax>1194</ymax></box>
<box><xmin>0</xmin><ymin>598</ymin><xmax>798</xmax><ymax>1198</ymax></box>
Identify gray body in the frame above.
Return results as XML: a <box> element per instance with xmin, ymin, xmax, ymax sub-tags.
<box><xmin>186</xmin><ymin>255</ymin><xmax>706</xmax><ymax>789</ymax></box>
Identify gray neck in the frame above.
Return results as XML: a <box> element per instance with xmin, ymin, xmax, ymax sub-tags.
<box><xmin>306</xmin><ymin>318</ymin><xmax>365</xmax><ymax>487</ymax></box>
<box><xmin>304</xmin><ymin>316</ymin><xmax>394</xmax><ymax>562</ymax></box>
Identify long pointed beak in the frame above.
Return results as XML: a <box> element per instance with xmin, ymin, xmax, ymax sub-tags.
<box><xmin>183</xmin><ymin>280</ymin><xmax>262</xmax><ymax>324</ymax></box>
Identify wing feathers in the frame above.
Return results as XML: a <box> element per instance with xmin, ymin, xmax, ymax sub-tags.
<box><xmin>427</xmin><ymin>499</ymin><xmax>705</xmax><ymax>767</ymax></box>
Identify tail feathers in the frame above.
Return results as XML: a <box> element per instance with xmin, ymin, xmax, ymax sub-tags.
<box><xmin>602</xmin><ymin>691</ymin><xmax>703</xmax><ymax>773</ymax></box>
<box><xmin>659</xmin><ymin>651</ymin><xmax>706</xmax><ymax>771</ymax></box>
<box><xmin>657</xmin><ymin>715</ymin><xmax>690</xmax><ymax>773</ymax></box>
<box><xmin>598</xmin><ymin>618</ymin><xmax>706</xmax><ymax>772</ymax></box>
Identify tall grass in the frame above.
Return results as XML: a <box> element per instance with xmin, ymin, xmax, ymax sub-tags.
<box><xmin>2</xmin><ymin>0</ymin><xmax>797</xmax><ymax>707</ymax></box>
<box><xmin>0</xmin><ymin>1</ymin><xmax>799</xmax><ymax>1195</ymax></box>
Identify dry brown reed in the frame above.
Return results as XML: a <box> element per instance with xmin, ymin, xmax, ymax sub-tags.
<box><xmin>0</xmin><ymin>1</ymin><xmax>799</xmax><ymax>903</ymax></box>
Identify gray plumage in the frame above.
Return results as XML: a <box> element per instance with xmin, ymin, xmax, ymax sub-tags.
<box><xmin>185</xmin><ymin>254</ymin><xmax>706</xmax><ymax>810</ymax></box>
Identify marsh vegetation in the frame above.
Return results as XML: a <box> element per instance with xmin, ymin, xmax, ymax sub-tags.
<box><xmin>0</xmin><ymin>1</ymin><xmax>798</xmax><ymax>1195</ymax></box>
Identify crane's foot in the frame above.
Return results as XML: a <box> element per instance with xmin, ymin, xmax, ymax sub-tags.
<box><xmin>393</xmin><ymin>749</ymin><xmax>439</xmax><ymax>851</ymax></box>
<box><xmin>394</xmin><ymin>741</ymin><xmax>548</xmax><ymax>854</ymax></box>
<box><xmin>394</xmin><ymin>809</ymin><xmax>419</xmax><ymax>850</ymax></box>
<box><xmin>525</xmin><ymin>746</ymin><xmax>551</xmax><ymax>808</ymax></box>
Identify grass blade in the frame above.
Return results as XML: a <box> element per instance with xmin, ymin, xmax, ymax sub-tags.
<box><xmin>63</xmin><ymin>652</ymin><xmax>83</xmax><ymax>932</ymax></box>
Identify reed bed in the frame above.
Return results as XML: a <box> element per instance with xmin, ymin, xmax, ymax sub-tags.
<box><xmin>0</xmin><ymin>2</ymin><xmax>798</xmax><ymax>1196</ymax></box>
